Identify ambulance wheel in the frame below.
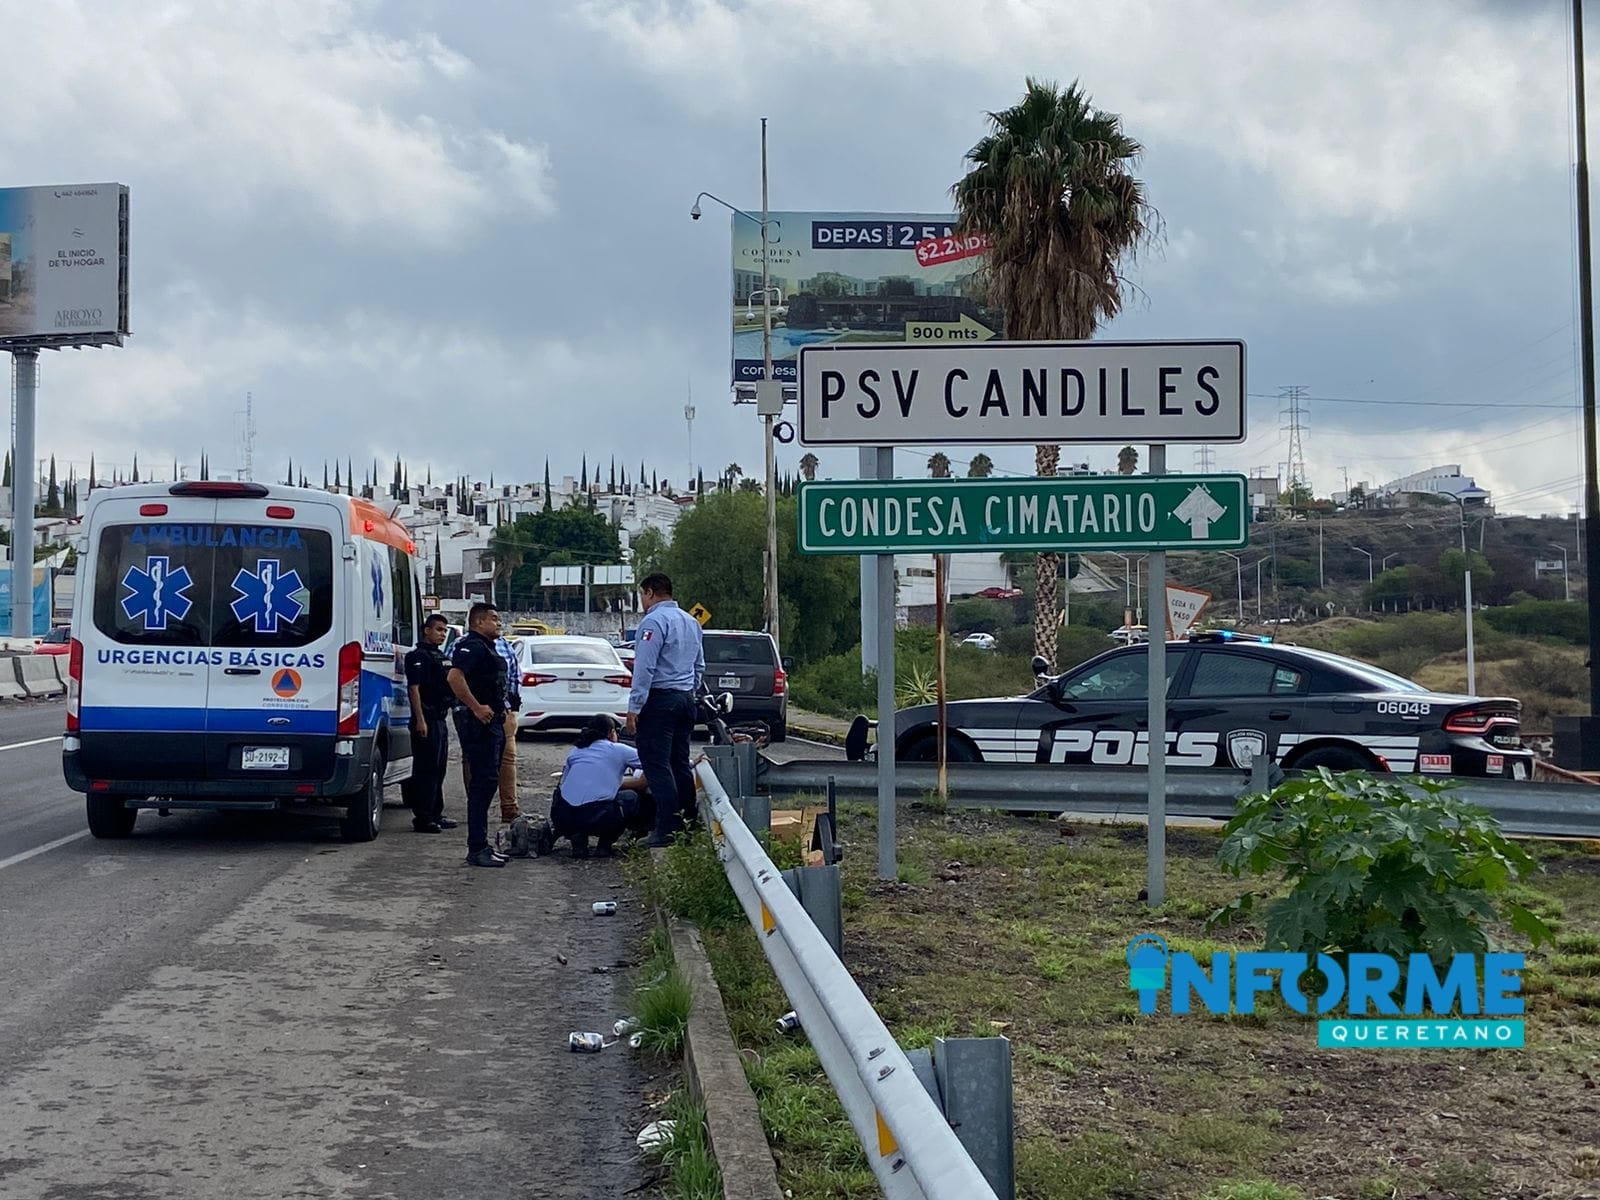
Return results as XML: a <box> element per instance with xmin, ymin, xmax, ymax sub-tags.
<box><xmin>87</xmin><ymin>795</ymin><xmax>137</xmax><ymax>839</ymax></box>
<box><xmin>341</xmin><ymin>750</ymin><xmax>384</xmax><ymax>843</ymax></box>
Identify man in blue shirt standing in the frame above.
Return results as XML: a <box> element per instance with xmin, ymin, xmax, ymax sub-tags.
<box><xmin>626</xmin><ymin>572</ymin><xmax>705</xmax><ymax>847</ymax></box>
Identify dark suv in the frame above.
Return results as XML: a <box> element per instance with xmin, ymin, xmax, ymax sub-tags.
<box><xmin>701</xmin><ymin>630</ymin><xmax>791</xmax><ymax>741</ymax></box>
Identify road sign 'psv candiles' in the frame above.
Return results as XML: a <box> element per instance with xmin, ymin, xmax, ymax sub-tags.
<box><xmin>797</xmin><ymin>339</ymin><xmax>1246</xmax><ymax>446</ymax></box>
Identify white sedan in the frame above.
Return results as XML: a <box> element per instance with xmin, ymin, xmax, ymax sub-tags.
<box><xmin>514</xmin><ymin>635</ymin><xmax>633</xmax><ymax>735</ymax></box>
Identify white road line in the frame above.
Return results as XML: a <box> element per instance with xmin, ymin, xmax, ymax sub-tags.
<box><xmin>0</xmin><ymin>735</ymin><xmax>63</xmax><ymax>753</ymax></box>
<box><xmin>0</xmin><ymin>830</ymin><xmax>89</xmax><ymax>872</ymax></box>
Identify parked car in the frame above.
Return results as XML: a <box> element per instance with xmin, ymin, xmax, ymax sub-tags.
<box><xmin>891</xmin><ymin>631</ymin><xmax>1533</xmax><ymax>780</ymax></box>
<box><xmin>700</xmin><ymin>630</ymin><xmax>791</xmax><ymax>742</ymax></box>
<box><xmin>514</xmin><ymin>635</ymin><xmax>632</xmax><ymax>734</ymax></box>
<box><xmin>959</xmin><ymin>632</ymin><xmax>997</xmax><ymax>651</ymax></box>
<box><xmin>33</xmin><ymin>626</ymin><xmax>70</xmax><ymax>655</ymax></box>
<box><xmin>974</xmin><ymin>586</ymin><xmax>1024</xmax><ymax>600</ymax></box>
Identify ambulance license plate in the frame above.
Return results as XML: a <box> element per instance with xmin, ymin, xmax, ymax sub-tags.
<box><xmin>242</xmin><ymin>747</ymin><xmax>290</xmax><ymax>770</ymax></box>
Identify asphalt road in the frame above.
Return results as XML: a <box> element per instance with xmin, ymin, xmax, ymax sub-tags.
<box><xmin>0</xmin><ymin>700</ymin><xmax>669</xmax><ymax>1199</ymax></box>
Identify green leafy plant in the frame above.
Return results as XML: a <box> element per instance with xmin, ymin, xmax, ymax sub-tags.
<box><xmin>1209</xmin><ymin>769</ymin><xmax>1552</xmax><ymax>959</ymax></box>
<box><xmin>633</xmin><ymin>965</ymin><xmax>693</xmax><ymax>1056</ymax></box>
<box><xmin>896</xmin><ymin>661</ymin><xmax>939</xmax><ymax>707</ymax></box>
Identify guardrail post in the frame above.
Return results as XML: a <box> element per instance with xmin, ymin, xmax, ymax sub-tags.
<box><xmin>781</xmin><ymin>864</ymin><xmax>843</xmax><ymax>956</ymax></box>
<box><xmin>905</xmin><ymin>1038</ymin><xmax>1016</xmax><ymax>1200</ymax></box>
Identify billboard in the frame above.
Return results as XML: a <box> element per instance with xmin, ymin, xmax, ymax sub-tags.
<box><xmin>0</xmin><ymin>183</ymin><xmax>129</xmax><ymax>347</ymax></box>
<box><xmin>731</xmin><ymin>211</ymin><xmax>999</xmax><ymax>384</ymax></box>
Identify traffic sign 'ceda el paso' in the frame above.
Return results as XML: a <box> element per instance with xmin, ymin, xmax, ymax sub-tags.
<box><xmin>797</xmin><ymin>475</ymin><xmax>1249</xmax><ymax>555</ymax></box>
<box><xmin>798</xmin><ymin>339</ymin><xmax>1246</xmax><ymax>446</ymax></box>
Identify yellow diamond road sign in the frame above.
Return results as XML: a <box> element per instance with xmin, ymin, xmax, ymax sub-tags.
<box><xmin>689</xmin><ymin>603</ymin><xmax>712</xmax><ymax>627</ymax></box>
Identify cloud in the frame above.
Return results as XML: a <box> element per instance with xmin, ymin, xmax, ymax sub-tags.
<box><xmin>0</xmin><ymin>0</ymin><xmax>554</xmax><ymax>245</ymax></box>
<box><xmin>580</xmin><ymin>0</ymin><xmax>1568</xmax><ymax>226</ymax></box>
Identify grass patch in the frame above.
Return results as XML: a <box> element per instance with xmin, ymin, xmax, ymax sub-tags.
<box><xmin>1016</xmin><ymin>1132</ymin><xmax>1143</xmax><ymax>1199</ymax></box>
<box><xmin>1197</xmin><ymin>1184</ymin><xmax>1306</xmax><ymax>1200</ymax></box>
<box><xmin>896</xmin><ymin>860</ymin><xmax>931</xmax><ymax>885</ymax></box>
<box><xmin>653</xmin><ymin>1091</ymin><xmax>722</xmax><ymax>1200</ymax></box>
<box><xmin>634</xmin><ymin>966</ymin><xmax>692</xmax><ymax>1056</ymax></box>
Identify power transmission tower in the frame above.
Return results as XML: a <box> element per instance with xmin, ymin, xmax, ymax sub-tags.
<box><xmin>1280</xmin><ymin>385</ymin><xmax>1309</xmax><ymax>498</ymax></box>
<box><xmin>1194</xmin><ymin>445</ymin><xmax>1216</xmax><ymax>472</ymax></box>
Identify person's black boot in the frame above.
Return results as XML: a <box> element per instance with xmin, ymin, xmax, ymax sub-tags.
<box><xmin>466</xmin><ymin>847</ymin><xmax>507</xmax><ymax>868</ymax></box>
<box><xmin>571</xmin><ymin>835</ymin><xmax>591</xmax><ymax>859</ymax></box>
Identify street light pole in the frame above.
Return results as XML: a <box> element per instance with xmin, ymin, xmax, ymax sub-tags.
<box><xmin>1222</xmin><ymin>551</ymin><xmax>1245</xmax><ymax>622</ymax></box>
<box><xmin>1554</xmin><ymin>543</ymin><xmax>1573</xmax><ymax>602</ymax></box>
<box><xmin>1255</xmin><ymin>558</ymin><xmax>1264</xmax><ymax>617</ymax></box>
<box><xmin>759</xmin><ymin>118</ymin><xmax>781</xmax><ymax>654</ymax></box>
<box><xmin>1352</xmin><ymin>545</ymin><xmax>1373</xmax><ymax>584</ymax></box>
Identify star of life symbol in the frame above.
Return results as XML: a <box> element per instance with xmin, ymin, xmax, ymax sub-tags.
<box><xmin>120</xmin><ymin>556</ymin><xmax>195</xmax><ymax>631</ymax></box>
<box><xmin>230</xmin><ymin>558</ymin><xmax>306</xmax><ymax>633</ymax></box>
<box><xmin>370</xmin><ymin>555</ymin><xmax>385</xmax><ymax>619</ymax></box>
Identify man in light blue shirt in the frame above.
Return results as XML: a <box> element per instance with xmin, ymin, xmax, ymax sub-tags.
<box><xmin>625</xmin><ymin>572</ymin><xmax>705</xmax><ymax>846</ymax></box>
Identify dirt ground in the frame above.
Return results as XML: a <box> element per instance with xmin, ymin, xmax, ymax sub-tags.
<box><xmin>838</xmin><ymin>805</ymin><xmax>1600</xmax><ymax>1200</ymax></box>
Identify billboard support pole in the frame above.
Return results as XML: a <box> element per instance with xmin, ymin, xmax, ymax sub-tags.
<box><xmin>1145</xmin><ymin>443</ymin><xmax>1167</xmax><ymax>908</ymax></box>
<box><xmin>760</xmin><ymin>117</ymin><xmax>782</xmax><ymax>657</ymax></box>
<box><xmin>10</xmin><ymin>350</ymin><xmax>38</xmax><ymax>638</ymax></box>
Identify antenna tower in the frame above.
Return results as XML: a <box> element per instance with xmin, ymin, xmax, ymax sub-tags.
<box><xmin>684</xmin><ymin>382</ymin><xmax>696</xmax><ymax>487</ymax></box>
<box><xmin>236</xmin><ymin>391</ymin><xmax>257</xmax><ymax>482</ymax></box>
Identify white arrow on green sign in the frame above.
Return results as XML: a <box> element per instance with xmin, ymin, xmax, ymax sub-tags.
<box><xmin>797</xmin><ymin>475</ymin><xmax>1249</xmax><ymax>555</ymax></box>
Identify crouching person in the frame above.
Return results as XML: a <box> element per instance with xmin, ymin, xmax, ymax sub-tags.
<box><xmin>552</xmin><ymin>715</ymin><xmax>655</xmax><ymax>858</ymax></box>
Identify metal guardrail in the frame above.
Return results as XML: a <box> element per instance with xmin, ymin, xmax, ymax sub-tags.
<box><xmin>759</xmin><ymin>759</ymin><xmax>1600</xmax><ymax>840</ymax></box>
<box><xmin>694</xmin><ymin>759</ymin><xmax>1002</xmax><ymax>1200</ymax></box>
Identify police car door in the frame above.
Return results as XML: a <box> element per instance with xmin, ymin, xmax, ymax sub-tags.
<box><xmin>1036</xmin><ymin>647</ymin><xmax>1186</xmax><ymax>767</ymax></box>
<box><xmin>1169</xmin><ymin>649</ymin><xmax>1306</xmax><ymax>771</ymax></box>
<box><xmin>205</xmin><ymin>496</ymin><xmax>341</xmax><ymax>784</ymax></box>
<box><xmin>75</xmin><ymin>494</ymin><xmax>218</xmax><ymax>783</ymax></box>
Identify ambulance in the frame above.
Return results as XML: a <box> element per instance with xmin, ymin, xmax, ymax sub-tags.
<box><xmin>63</xmin><ymin>481</ymin><xmax>423</xmax><ymax>842</ymax></box>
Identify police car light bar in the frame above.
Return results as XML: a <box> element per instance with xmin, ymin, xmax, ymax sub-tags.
<box><xmin>169</xmin><ymin>481</ymin><xmax>270</xmax><ymax>499</ymax></box>
<box><xmin>1187</xmin><ymin>631</ymin><xmax>1272</xmax><ymax>644</ymax></box>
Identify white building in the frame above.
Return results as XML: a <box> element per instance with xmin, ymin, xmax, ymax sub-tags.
<box><xmin>1370</xmin><ymin>464</ymin><xmax>1490</xmax><ymax>506</ymax></box>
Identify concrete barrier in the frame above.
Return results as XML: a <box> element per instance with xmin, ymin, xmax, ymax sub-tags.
<box><xmin>0</xmin><ymin>659</ymin><xmax>27</xmax><ymax>702</ymax></box>
<box><xmin>16</xmin><ymin>654</ymin><xmax>65</xmax><ymax>698</ymax></box>
<box><xmin>49</xmin><ymin>655</ymin><xmax>67</xmax><ymax>689</ymax></box>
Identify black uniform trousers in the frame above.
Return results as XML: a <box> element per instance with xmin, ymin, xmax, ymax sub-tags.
<box><xmin>402</xmin><ymin>711</ymin><xmax>450</xmax><ymax>827</ymax></box>
<box><xmin>453</xmin><ymin>707</ymin><xmax>506</xmax><ymax>854</ymax></box>
<box><xmin>636</xmin><ymin>688</ymin><xmax>696</xmax><ymax>842</ymax></box>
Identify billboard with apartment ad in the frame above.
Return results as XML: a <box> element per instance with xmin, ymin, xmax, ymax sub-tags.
<box><xmin>0</xmin><ymin>183</ymin><xmax>129</xmax><ymax>346</ymax></box>
<box><xmin>730</xmin><ymin>210</ymin><xmax>1000</xmax><ymax>384</ymax></box>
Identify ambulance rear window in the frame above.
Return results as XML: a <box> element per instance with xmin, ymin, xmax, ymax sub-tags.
<box><xmin>92</xmin><ymin>524</ymin><xmax>334</xmax><ymax>647</ymax></box>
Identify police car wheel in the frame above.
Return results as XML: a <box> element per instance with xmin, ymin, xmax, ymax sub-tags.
<box><xmin>86</xmin><ymin>795</ymin><xmax>137</xmax><ymax>839</ymax></box>
<box><xmin>1290</xmin><ymin>745</ymin><xmax>1373</xmax><ymax>773</ymax></box>
<box><xmin>901</xmin><ymin>731</ymin><xmax>980</xmax><ymax>763</ymax></box>
<box><xmin>341</xmin><ymin>749</ymin><xmax>385</xmax><ymax>843</ymax></box>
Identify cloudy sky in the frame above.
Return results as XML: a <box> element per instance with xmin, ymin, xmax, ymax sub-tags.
<box><xmin>2</xmin><ymin>0</ymin><xmax>1592</xmax><ymax>514</ymax></box>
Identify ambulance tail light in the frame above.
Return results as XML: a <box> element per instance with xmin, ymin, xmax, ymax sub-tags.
<box><xmin>66</xmin><ymin>638</ymin><xmax>83</xmax><ymax>733</ymax></box>
<box><xmin>337</xmin><ymin>642</ymin><xmax>362</xmax><ymax>735</ymax></box>
<box><xmin>772</xmin><ymin>664</ymin><xmax>788</xmax><ymax>696</ymax></box>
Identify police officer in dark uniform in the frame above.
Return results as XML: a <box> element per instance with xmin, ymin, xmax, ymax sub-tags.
<box><xmin>447</xmin><ymin>602</ymin><xmax>509</xmax><ymax>868</ymax></box>
<box><xmin>402</xmin><ymin>612</ymin><xmax>456</xmax><ymax>833</ymax></box>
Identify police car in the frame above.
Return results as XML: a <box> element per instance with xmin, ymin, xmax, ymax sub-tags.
<box><xmin>892</xmin><ymin>632</ymin><xmax>1534</xmax><ymax>780</ymax></box>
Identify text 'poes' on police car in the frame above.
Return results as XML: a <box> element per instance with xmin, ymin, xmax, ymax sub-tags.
<box><xmin>891</xmin><ymin>633</ymin><xmax>1534</xmax><ymax>781</ymax></box>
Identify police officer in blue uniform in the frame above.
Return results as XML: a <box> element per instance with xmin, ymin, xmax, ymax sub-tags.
<box><xmin>625</xmin><ymin>573</ymin><xmax>705</xmax><ymax>847</ymax></box>
<box><xmin>447</xmin><ymin>602</ymin><xmax>509</xmax><ymax>868</ymax></box>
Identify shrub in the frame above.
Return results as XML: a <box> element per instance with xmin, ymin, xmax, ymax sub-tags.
<box><xmin>1482</xmin><ymin>598</ymin><xmax>1588</xmax><ymax>645</ymax></box>
<box><xmin>950</xmin><ymin>597</ymin><xmax>1014</xmax><ymax>634</ymax></box>
<box><xmin>1330</xmin><ymin>612</ymin><xmax>1494</xmax><ymax>678</ymax></box>
<box><xmin>789</xmin><ymin>648</ymin><xmax>875</xmax><ymax>717</ymax></box>
<box><xmin>1210</xmin><ymin>770</ymin><xmax>1551</xmax><ymax>960</ymax></box>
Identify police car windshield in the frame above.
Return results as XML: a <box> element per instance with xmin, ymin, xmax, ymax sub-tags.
<box><xmin>1287</xmin><ymin>645</ymin><xmax>1429</xmax><ymax>693</ymax></box>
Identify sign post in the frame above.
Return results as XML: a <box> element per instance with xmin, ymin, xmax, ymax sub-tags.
<box><xmin>797</xmin><ymin>337</ymin><xmax>1248</xmax><ymax>896</ymax></box>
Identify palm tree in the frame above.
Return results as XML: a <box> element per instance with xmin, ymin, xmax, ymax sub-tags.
<box><xmin>952</xmin><ymin>77</ymin><xmax>1157</xmax><ymax>665</ymax></box>
<box><xmin>1118</xmin><ymin>445</ymin><xmax>1140</xmax><ymax>475</ymax></box>
<box><xmin>799</xmin><ymin>453</ymin><xmax>819</xmax><ymax>482</ymax></box>
<box><xmin>928</xmin><ymin>452</ymin><xmax>952</xmax><ymax>478</ymax></box>
<box><xmin>967</xmin><ymin>453</ymin><xmax>994</xmax><ymax>478</ymax></box>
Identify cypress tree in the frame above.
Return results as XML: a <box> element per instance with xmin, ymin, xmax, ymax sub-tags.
<box><xmin>2</xmin><ymin>449</ymin><xmax>10</xmax><ymax>488</ymax></box>
<box><xmin>347</xmin><ymin>458</ymin><xmax>353</xmax><ymax>495</ymax></box>
<box><xmin>580</xmin><ymin>453</ymin><xmax>588</xmax><ymax>494</ymax></box>
<box><xmin>609</xmin><ymin>457</ymin><xmax>616</xmax><ymax>494</ymax></box>
<box><xmin>46</xmin><ymin>456</ymin><xmax>59</xmax><ymax>512</ymax></box>
<box><xmin>87</xmin><ymin>455</ymin><xmax>95</xmax><ymax>492</ymax></box>
<box><xmin>543</xmin><ymin>459</ymin><xmax>552</xmax><ymax>512</ymax></box>
<box><xmin>333</xmin><ymin>462</ymin><xmax>340</xmax><ymax>490</ymax></box>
